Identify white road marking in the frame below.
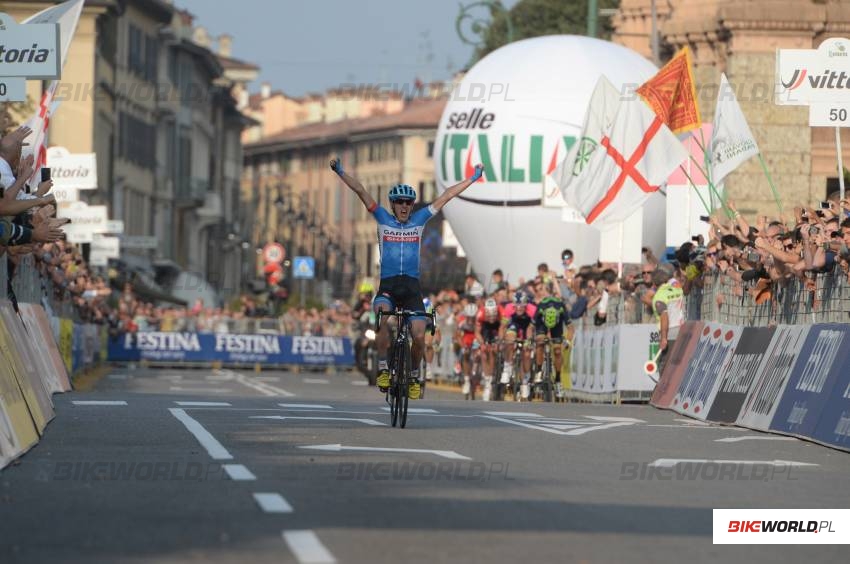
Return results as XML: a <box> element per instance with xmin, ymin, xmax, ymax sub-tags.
<box><xmin>254</xmin><ymin>376</ymin><xmax>281</xmax><ymax>382</ymax></box>
<box><xmin>107</xmin><ymin>374</ymin><xmax>128</xmax><ymax>380</ymax></box>
<box><xmin>72</xmin><ymin>400</ymin><xmax>127</xmax><ymax>406</ymax></box>
<box><xmin>380</xmin><ymin>407</ymin><xmax>438</xmax><ymax>414</ymax></box>
<box><xmin>646</xmin><ymin>424</ymin><xmax>747</xmax><ymax>430</ymax></box>
<box><xmin>483</xmin><ymin>411</ymin><xmax>542</xmax><ymax>417</ymax></box>
<box><xmin>223</xmin><ymin>464</ymin><xmax>256</xmax><ymax>481</ymax></box>
<box><xmin>303</xmin><ymin>378</ymin><xmax>330</xmax><ymax>385</ymax></box>
<box><xmin>585</xmin><ymin>415</ymin><xmax>645</xmax><ymax>423</ymax></box>
<box><xmin>168</xmin><ymin>408</ymin><xmax>233</xmax><ymax>460</ymax></box>
<box><xmin>232</xmin><ymin>371</ymin><xmax>295</xmax><ymax>397</ymax></box>
<box><xmin>175</xmin><ymin>401</ymin><xmax>232</xmax><ymax>407</ymax></box>
<box><xmin>649</xmin><ymin>458</ymin><xmax>818</xmax><ymax>468</ymax></box>
<box><xmin>206</xmin><ymin>372</ymin><xmax>234</xmax><ymax>381</ymax></box>
<box><xmin>715</xmin><ymin>436</ymin><xmax>798</xmax><ymax>443</ymax></box>
<box><xmin>350</xmin><ymin>380</ymin><xmax>368</xmax><ymax>386</ymax></box>
<box><xmin>253</xmin><ymin>492</ymin><xmax>294</xmax><ymax>513</ymax></box>
<box><xmin>283</xmin><ymin>530</ymin><xmax>336</xmax><ymax>564</ymax></box>
<box><xmin>252</xmin><ymin>416</ymin><xmax>386</xmax><ymax>427</ymax></box>
<box><xmin>483</xmin><ymin>415</ymin><xmax>638</xmax><ymax>436</ymax></box>
<box><xmin>279</xmin><ymin>403</ymin><xmax>333</xmax><ymax>410</ymax></box>
<box><xmin>675</xmin><ymin>418</ymin><xmax>709</xmax><ymax>426</ymax></box>
<box><xmin>170</xmin><ymin>386</ymin><xmax>230</xmax><ymax>393</ymax></box>
<box><xmin>300</xmin><ymin>443</ymin><xmax>470</xmax><ymax>460</ymax></box>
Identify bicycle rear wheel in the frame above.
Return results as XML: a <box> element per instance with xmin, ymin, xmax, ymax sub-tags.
<box><xmin>399</xmin><ymin>338</ymin><xmax>411</xmax><ymax>428</ymax></box>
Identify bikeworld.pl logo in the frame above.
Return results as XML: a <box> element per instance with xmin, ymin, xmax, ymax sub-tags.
<box><xmin>781</xmin><ymin>68</ymin><xmax>850</xmax><ymax>90</ymax></box>
<box><xmin>727</xmin><ymin>520</ymin><xmax>835</xmax><ymax>534</ymax></box>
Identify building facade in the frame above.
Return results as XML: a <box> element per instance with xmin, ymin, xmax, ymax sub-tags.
<box><xmin>6</xmin><ymin>0</ymin><xmax>256</xmax><ymax>302</ymax></box>
<box><xmin>242</xmin><ymin>98</ymin><xmax>468</xmax><ymax>301</ymax></box>
<box><xmin>613</xmin><ymin>0</ymin><xmax>850</xmax><ymax>216</ymax></box>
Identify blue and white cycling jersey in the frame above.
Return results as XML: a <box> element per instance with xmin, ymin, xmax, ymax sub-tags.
<box><xmin>373</xmin><ymin>204</ymin><xmax>436</xmax><ymax>279</ymax></box>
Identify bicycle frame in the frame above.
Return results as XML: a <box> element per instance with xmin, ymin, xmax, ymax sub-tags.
<box><xmin>376</xmin><ymin>307</ymin><xmax>436</xmax><ymax>428</ymax></box>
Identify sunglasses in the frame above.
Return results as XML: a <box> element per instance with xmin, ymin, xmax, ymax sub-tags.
<box><xmin>394</xmin><ymin>199</ymin><xmax>415</xmax><ymax>206</ymax></box>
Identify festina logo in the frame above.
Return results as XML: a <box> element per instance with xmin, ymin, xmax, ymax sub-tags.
<box><xmin>129</xmin><ymin>332</ymin><xmax>201</xmax><ymax>351</ymax></box>
<box><xmin>291</xmin><ymin>336</ymin><xmax>344</xmax><ymax>356</ymax></box>
<box><xmin>214</xmin><ymin>334</ymin><xmax>281</xmax><ymax>354</ymax></box>
<box><xmin>0</xmin><ymin>44</ymin><xmax>51</xmax><ymax>63</ymax></box>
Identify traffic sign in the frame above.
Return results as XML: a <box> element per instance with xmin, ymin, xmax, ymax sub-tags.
<box><xmin>293</xmin><ymin>256</ymin><xmax>315</xmax><ymax>279</ymax></box>
<box><xmin>263</xmin><ymin>242</ymin><xmax>285</xmax><ymax>264</ymax></box>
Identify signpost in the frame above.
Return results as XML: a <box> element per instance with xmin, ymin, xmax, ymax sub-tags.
<box><xmin>777</xmin><ymin>37</ymin><xmax>850</xmax><ymax>200</ymax></box>
<box><xmin>57</xmin><ymin>202</ymin><xmax>108</xmax><ymax>243</ymax></box>
<box><xmin>293</xmin><ymin>256</ymin><xmax>315</xmax><ymax>308</ymax></box>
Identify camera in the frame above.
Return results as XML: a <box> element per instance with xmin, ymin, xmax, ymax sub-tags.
<box><xmin>41</xmin><ymin>167</ymin><xmax>51</xmax><ymax>182</ymax></box>
<box><xmin>699</xmin><ymin>215</ymin><xmax>710</xmax><ymax>222</ymax></box>
<box><xmin>821</xmin><ymin>201</ymin><xmax>832</xmax><ymax>210</ymax></box>
<box><xmin>810</xmin><ymin>226</ymin><xmax>820</xmax><ymax>236</ymax></box>
<box><xmin>747</xmin><ymin>252</ymin><xmax>760</xmax><ymax>263</ymax></box>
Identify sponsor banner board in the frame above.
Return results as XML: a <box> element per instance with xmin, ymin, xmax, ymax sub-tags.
<box><xmin>770</xmin><ymin>324</ymin><xmax>850</xmax><ymax>438</ymax></box>
<box><xmin>672</xmin><ymin>323</ymin><xmax>742</xmax><ymax>420</ymax></box>
<box><xmin>706</xmin><ymin>327</ymin><xmax>775</xmax><ymax>423</ymax></box>
<box><xmin>108</xmin><ymin>332</ymin><xmax>354</xmax><ymax>366</ymax></box>
<box><xmin>651</xmin><ymin>321</ymin><xmax>704</xmax><ymax>408</ymax></box>
<box><xmin>737</xmin><ymin>325</ymin><xmax>810</xmax><ymax>431</ymax></box>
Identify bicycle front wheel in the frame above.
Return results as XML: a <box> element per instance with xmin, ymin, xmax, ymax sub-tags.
<box><xmin>399</xmin><ymin>337</ymin><xmax>411</xmax><ymax>428</ymax></box>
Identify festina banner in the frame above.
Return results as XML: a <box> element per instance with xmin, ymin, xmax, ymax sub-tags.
<box><xmin>108</xmin><ymin>332</ymin><xmax>355</xmax><ymax>366</ymax></box>
<box><xmin>710</xmin><ymin>73</ymin><xmax>760</xmax><ymax>186</ymax></box>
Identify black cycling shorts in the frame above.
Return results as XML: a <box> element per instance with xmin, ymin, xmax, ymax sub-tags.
<box><xmin>535</xmin><ymin>321</ymin><xmax>564</xmax><ymax>340</ymax></box>
<box><xmin>373</xmin><ymin>275</ymin><xmax>425</xmax><ymax>314</ymax></box>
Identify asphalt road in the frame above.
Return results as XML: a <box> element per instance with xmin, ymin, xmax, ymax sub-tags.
<box><xmin>1</xmin><ymin>366</ymin><xmax>848</xmax><ymax>564</ymax></box>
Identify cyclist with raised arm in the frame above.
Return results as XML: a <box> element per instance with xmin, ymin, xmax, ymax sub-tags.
<box><xmin>330</xmin><ymin>156</ymin><xmax>483</xmax><ymax>399</ymax></box>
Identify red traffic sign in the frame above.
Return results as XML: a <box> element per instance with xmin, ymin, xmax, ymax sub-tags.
<box><xmin>263</xmin><ymin>243</ymin><xmax>285</xmax><ymax>263</ymax></box>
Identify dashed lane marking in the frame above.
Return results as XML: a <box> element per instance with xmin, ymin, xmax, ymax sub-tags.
<box><xmin>175</xmin><ymin>401</ymin><xmax>232</xmax><ymax>407</ymax></box>
<box><xmin>279</xmin><ymin>403</ymin><xmax>333</xmax><ymax>410</ymax></box>
<box><xmin>283</xmin><ymin>530</ymin><xmax>336</xmax><ymax>564</ymax></box>
<box><xmin>254</xmin><ymin>493</ymin><xmax>293</xmax><ymax>513</ymax></box>
<box><xmin>223</xmin><ymin>464</ymin><xmax>256</xmax><ymax>481</ymax></box>
<box><xmin>168</xmin><ymin>408</ymin><xmax>233</xmax><ymax>460</ymax></box>
<box><xmin>72</xmin><ymin>400</ymin><xmax>128</xmax><ymax>406</ymax></box>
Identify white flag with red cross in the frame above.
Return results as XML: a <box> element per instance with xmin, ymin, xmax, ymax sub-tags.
<box><xmin>573</xmin><ymin>98</ymin><xmax>689</xmax><ymax>226</ymax></box>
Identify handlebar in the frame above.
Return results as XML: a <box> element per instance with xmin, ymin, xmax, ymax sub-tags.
<box><xmin>375</xmin><ymin>308</ymin><xmax>437</xmax><ymax>336</ymax></box>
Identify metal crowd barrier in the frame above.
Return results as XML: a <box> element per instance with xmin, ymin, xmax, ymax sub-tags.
<box><xmin>588</xmin><ymin>268</ymin><xmax>850</xmax><ymax>328</ymax></box>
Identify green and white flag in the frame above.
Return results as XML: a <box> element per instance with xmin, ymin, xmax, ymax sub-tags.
<box><xmin>551</xmin><ymin>75</ymin><xmax>621</xmax><ymax>208</ymax></box>
<box><xmin>709</xmin><ymin>73</ymin><xmax>759</xmax><ymax>186</ymax></box>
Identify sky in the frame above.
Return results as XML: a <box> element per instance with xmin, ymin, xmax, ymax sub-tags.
<box><xmin>177</xmin><ymin>0</ymin><xmax>520</xmax><ymax>97</ymax></box>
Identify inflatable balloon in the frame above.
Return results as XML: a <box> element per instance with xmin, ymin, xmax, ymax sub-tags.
<box><xmin>434</xmin><ymin>35</ymin><xmax>662</xmax><ymax>282</ymax></box>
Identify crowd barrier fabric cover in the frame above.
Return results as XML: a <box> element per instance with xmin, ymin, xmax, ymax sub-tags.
<box><xmin>108</xmin><ymin>332</ymin><xmax>355</xmax><ymax>366</ymax></box>
<box><xmin>0</xmin><ymin>303</ymin><xmax>54</xmax><ymax>434</ymax></box>
<box><xmin>650</xmin><ymin>321</ymin><xmax>704</xmax><ymax>408</ymax></box>
<box><xmin>672</xmin><ymin>323</ymin><xmax>742</xmax><ymax>420</ymax></box>
<box><xmin>569</xmin><ymin>324</ymin><xmax>658</xmax><ymax>394</ymax></box>
<box><xmin>769</xmin><ymin>325</ymin><xmax>850</xmax><ymax>441</ymax></box>
<box><xmin>736</xmin><ymin>325</ymin><xmax>810</xmax><ymax>430</ymax></box>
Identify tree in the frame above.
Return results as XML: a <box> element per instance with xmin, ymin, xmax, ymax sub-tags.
<box><xmin>474</xmin><ymin>0</ymin><xmax>621</xmax><ymax>63</ymax></box>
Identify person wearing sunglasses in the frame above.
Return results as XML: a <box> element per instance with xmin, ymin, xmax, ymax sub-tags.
<box><xmin>331</xmin><ymin>156</ymin><xmax>483</xmax><ymax>399</ymax></box>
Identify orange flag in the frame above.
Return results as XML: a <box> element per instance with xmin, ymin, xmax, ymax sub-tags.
<box><xmin>637</xmin><ymin>47</ymin><xmax>701</xmax><ymax>134</ymax></box>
